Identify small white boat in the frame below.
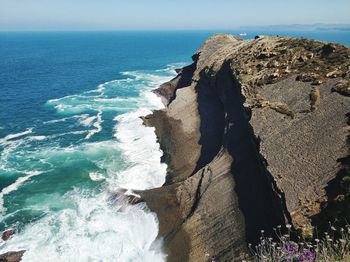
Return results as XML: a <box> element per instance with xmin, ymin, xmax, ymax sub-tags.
<box><xmin>239</xmin><ymin>33</ymin><xmax>247</xmax><ymax>36</ymax></box>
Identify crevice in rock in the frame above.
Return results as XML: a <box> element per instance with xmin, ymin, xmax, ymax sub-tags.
<box><xmin>164</xmin><ymin>167</ymin><xmax>212</xmax><ymax>244</ymax></box>
<box><xmin>187</xmin><ymin>166</ymin><xmax>212</xmax><ymax>219</ymax></box>
<box><xmin>213</xmin><ymin>60</ymin><xmax>292</xmax><ymax>245</ymax></box>
<box><xmin>193</xmin><ymin>68</ymin><xmax>226</xmax><ymax>174</ymax></box>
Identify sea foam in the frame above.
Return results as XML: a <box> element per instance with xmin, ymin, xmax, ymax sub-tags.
<box><xmin>0</xmin><ymin>171</ymin><xmax>42</xmax><ymax>213</ymax></box>
<box><xmin>0</xmin><ymin>65</ymin><xmax>178</xmax><ymax>261</ymax></box>
<box><xmin>0</xmin><ymin>129</ymin><xmax>33</xmax><ymax>145</ymax></box>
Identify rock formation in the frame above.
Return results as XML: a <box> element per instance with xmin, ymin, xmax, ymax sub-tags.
<box><xmin>1</xmin><ymin>229</ymin><xmax>15</xmax><ymax>241</ymax></box>
<box><xmin>139</xmin><ymin>35</ymin><xmax>350</xmax><ymax>261</ymax></box>
<box><xmin>0</xmin><ymin>251</ymin><xmax>25</xmax><ymax>262</ymax></box>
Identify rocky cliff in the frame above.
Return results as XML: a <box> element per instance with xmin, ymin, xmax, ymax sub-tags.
<box><xmin>140</xmin><ymin>35</ymin><xmax>350</xmax><ymax>261</ymax></box>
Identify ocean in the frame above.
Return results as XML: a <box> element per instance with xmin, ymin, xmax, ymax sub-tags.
<box><xmin>0</xmin><ymin>30</ymin><xmax>349</xmax><ymax>261</ymax></box>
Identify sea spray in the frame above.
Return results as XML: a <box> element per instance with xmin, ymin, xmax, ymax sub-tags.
<box><xmin>0</xmin><ymin>65</ymin><xmax>182</xmax><ymax>261</ymax></box>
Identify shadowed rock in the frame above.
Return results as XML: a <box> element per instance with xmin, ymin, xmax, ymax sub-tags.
<box><xmin>141</xmin><ymin>35</ymin><xmax>350</xmax><ymax>261</ymax></box>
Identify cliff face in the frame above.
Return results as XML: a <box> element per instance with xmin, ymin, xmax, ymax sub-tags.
<box><xmin>141</xmin><ymin>35</ymin><xmax>350</xmax><ymax>261</ymax></box>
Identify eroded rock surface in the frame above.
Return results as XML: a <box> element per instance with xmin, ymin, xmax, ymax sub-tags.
<box><xmin>141</xmin><ymin>35</ymin><xmax>350</xmax><ymax>261</ymax></box>
<box><xmin>0</xmin><ymin>251</ymin><xmax>25</xmax><ymax>262</ymax></box>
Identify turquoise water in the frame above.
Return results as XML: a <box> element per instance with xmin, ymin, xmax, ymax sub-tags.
<box><xmin>0</xmin><ymin>31</ymin><xmax>349</xmax><ymax>261</ymax></box>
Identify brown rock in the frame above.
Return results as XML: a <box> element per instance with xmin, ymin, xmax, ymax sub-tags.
<box><xmin>0</xmin><ymin>251</ymin><xmax>25</xmax><ymax>262</ymax></box>
<box><xmin>256</xmin><ymin>51</ymin><xmax>277</xmax><ymax>59</ymax></box>
<box><xmin>284</xmin><ymin>66</ymin><xmax>292</xmax><ymax>73</ymax></box>
<box><xmin>267</xmin><ymin>60</ymin><xmax>280</xmax><ymax>68</ymax></box>
<box><xmin>326</xmin><ymin>69</ymin><xmax>343</xmax><ymax>78</ymax></box>
<box><xmin>298</xmin><ymin>55</ymin><xmax>309</xmax><ymax>63</ymax></box>
<box><xmin>332</xmin><ymin>79</ymin><xmax>350</xmax><ymax>96</ymax></box>
<box><xmin>310</xmin><ymin>87</ymin><xmax>321</xmax><ymax>111</ymax></box>
<box><xmin>1</xmin><ymin>229</ymin><xmax>15</xmax><ymax>241</ymax></box>
<box><xmin>127</xmin><ymin>195</ymin><xmax>142</xmax><ymax>205</ymax></box>
<box><xmin>296</xmin><ymin>73</ymin><xmax>318</xmax><ymax>82</ymax></box>
<box><xmin>269</xmin><ymin>102</ymin><xmax>295</xmax><ymax>118</ymax></box>
<box><xmin>311</xmin><ymin>79</ymin><xmax>323</xmax><ymax>85</ymax></box>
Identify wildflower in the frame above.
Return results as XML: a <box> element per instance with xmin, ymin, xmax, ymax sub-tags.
<box><xmin>286</xmin><ymin>224</ymin><xmax>292</xmax><ymax>229</ymax></box>
<box><xmin>283</xmin><ymin>241</ymin><xmax>298</xmax><ymax>259</ymax></box>
<box><xmin>298</xmin><ymin>250</ymin><xmax>316</xmax><ymax>262</ymax></box>
<box><xmin>314</xmin><ymin>239</ymin><xmax>320</xmax><ymax>243</ymax></box>
<box><xmin>331</xmin><ymin>226</ymin><xmax>336</xmax><ymax>231</ymax></box>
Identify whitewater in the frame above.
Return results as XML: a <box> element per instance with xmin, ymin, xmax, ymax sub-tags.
<box><xmin>0</xmin><ymin>65</ymin><xmax>181</xmax><ymax>261</ymax></box>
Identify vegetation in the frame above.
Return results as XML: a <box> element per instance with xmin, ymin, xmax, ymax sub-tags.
<box><xmin>248</xmin><ymin>224</ymin><xmax>350</xmax><ymax>261</ymax></box>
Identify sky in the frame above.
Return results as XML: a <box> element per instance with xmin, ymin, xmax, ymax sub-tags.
<box><xmin>0</xmin><ymin>0</ymin><xmax>349</xmax><ymax>31</ymax></box>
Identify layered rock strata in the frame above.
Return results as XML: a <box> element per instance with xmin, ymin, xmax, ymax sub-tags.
<box><xmin>140</xmin><ymin>35</ymin><xmax>350</xmax><ymax>261</ymax></box>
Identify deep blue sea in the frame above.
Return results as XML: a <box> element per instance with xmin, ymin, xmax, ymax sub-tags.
<box><xmin>0</xmin><ymin>30</ymin><xmax>349</xmax><ymax>261</ymax></box>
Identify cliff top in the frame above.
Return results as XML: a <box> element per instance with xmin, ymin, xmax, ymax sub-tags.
<box><xmin>194</xmin><ymin>34</ymin><xmax>350</xmax><ymax>100</ymax></box>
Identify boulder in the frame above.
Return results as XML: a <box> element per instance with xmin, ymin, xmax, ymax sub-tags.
<box><xmin>1</xmin><ymin>229</ymin><xmax>15</xmax><ymax>241</ymax></box>
<box><xmin>0</xmin><ymin>251</ymin><xmax>25</xmax><ymax>262</ymax></box>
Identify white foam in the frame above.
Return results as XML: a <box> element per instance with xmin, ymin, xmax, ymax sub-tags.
<box><xmin>0</xmin><ymin>171</ymin><xmax>42</xmax><ymax>213</ymax></box>
<box><xmin>89</xmin><ymin>172</ymin><xmax>105</xmax><ymax>181</ymax></box>
<box><xmin>0</xmin><ymin>65</ymin><xmax>181</xmax><ymax>261</ymax></box>
<box><xmin>29</xmin><ymin>136</ymin><xmax>47</xmax><ymax>141</ymax></box>
<box><xmin>51</xmin><ymin>130</ymin><xmax>88</xmax><ymax>139</ymax></box>
<box><xmin>85</xmin><ymin>111</ymin><xmax>103</xmax><ymax>140</ymax></box>
<box><xmin>0</xmin><ymin>129</ymin><xmax>33</xmax><ymax>145</ymax></box>
<box><xmin>0</xmin><ymin>139</ymin><xmax>26</xmax><ymax>170</ymax></box>
<box><xmin>85</xmin><ymin>79</ymin><xmax>133</xmax><ymax>94</ymax></box>
<box><xmin>44</xmin><ymin>115</ymin><xmax>89</xmax><ymax>124</ymax></box>
<box><xmin>0</xmin><ymin>190</ymin><xmax>165</xmax><ymax>262</ymax></box>
<box><xmin>79</xmin><ymin>115</ymin><xmax>97</xmax><ymax>127</ymax></box>
<box><xmin>111</xmin><ymin>90</ymin><xmax>167</xmax><ymax>191</ymax></box>
<box><xmin>97</xmin><ymin>84</ymin><xmax>105</xmax><ymax>93</ymax></box>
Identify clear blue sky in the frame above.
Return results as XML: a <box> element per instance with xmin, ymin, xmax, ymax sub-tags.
<box><xmin>0</xmin><ymin>0</ymin><xmax>349</xmax><ymax>31</ymax></box>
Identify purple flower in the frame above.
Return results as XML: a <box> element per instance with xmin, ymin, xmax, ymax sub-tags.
<box><xmin>283</xmin><ymin>241</ymin><xmax>299</xmax><ymax>258</ymax></box>
<box><xmin>298</xmin><ymin>250</ymin><xmax>316</xmax><ymax>262</ymax></box>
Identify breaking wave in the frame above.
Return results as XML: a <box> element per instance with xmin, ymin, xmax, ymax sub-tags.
<box><xmin>0</xmin><ymin>64</ymin><xmax>180</xmax><ymax>261</ymax></box>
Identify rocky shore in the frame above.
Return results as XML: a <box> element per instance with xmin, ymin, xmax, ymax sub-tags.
<box><xmin>140</xmin><ymin>35</ymin><xmax>350</xmax><ymax>261</ymax></box>
<box><xmin>1</xmin><ymin>34</ymin><xmax>349</xmax><ymax>262</ymax></box>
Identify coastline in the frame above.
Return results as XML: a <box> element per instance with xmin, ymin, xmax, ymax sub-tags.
<box><xmin>0</xmin><ymin>66</ymin><xmax>178</xmax><ymax>261</ymax></box>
